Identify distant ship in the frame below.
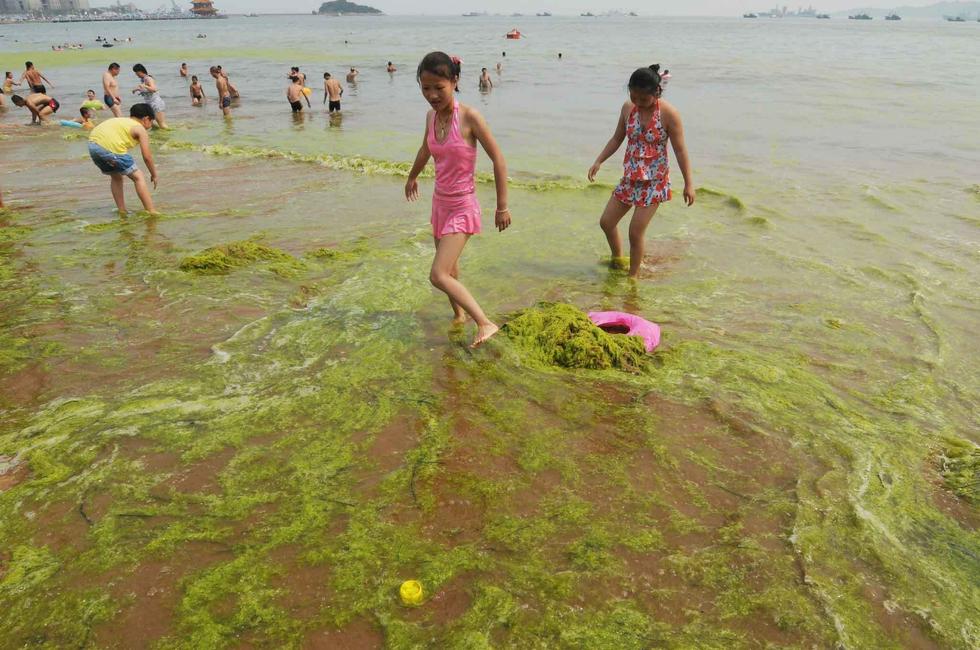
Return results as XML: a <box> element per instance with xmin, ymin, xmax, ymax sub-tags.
<box><xmin>849</xmin><ymin>13</ymin><xmax>872</xmax><ymax>20</ymax></box>
<box><xmin>462</xmin><ymin>11</ymin><xmax>485</xmax><ymax>17</ymax></box>
<box><xmin>816</xmin><ymin>13</ymin><xmax>830</xmax><ymax>19</ymax></box>
<box><xmin>945</xmin><ymin>15</ymin><xmax>966</xmax><ymax>21</ymax></box>
<box><xmin>743</xmin><ymin>12</ymin><xmax>758</xmax><ymax>18</ymax></box>
<box><xmin>885</xmin><ymin>13</ymin><xmax>901</xmax><ymax>20</ymax></box>
<box><xmin>536</xmin><ymin>11</ymin><xmax>551</xmax><ymax>16</ymax></box>
<box><xmin>580</xmin><ymin>12</ymin><xmax>595</xmax><ymax>17</ymax></box>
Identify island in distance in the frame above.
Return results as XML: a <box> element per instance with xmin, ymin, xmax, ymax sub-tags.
<box><xmin>317</xmin><ymin>0</ymin><xmax>383</xmax><ymax>15</ymax></box>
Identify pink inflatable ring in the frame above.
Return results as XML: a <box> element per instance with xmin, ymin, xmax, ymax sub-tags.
<box><xmin>588</xmin><ymin>311</ymin><xmax>661</xmax><ymax>353</ymax></box>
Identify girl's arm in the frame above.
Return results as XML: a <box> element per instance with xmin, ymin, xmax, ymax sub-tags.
<box><xmin>469</xmin><ymin>108</ymin><xmax>510</xmax><ymax>231</ymax></box>
<box><xmin>663</xmin><ymin>103</ymin><xmax>695</xmax><ymax>206</ymax></box>
<box><xmin>142</xmin><ymin>77</ymin><xmax>157</xmax><ymax>92</ymax></box>
<box><xmin>588</xmin><ymin>102</ymin><xmax>629</xmax><ymax>181</ymax></box>
<box><xmin>405</xmin><ymin>117</ymin><xmax>432</xmax><ymax>201</ymax></box>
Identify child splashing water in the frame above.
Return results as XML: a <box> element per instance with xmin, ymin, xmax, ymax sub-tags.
<box><xmin>588</xmin><ymin>64</ymin><xmax>694</xmax><ymax>278</ymax></box>
<box><xmin>405</xmin><ymin>52</ymin><xmax>512</xmax><ymax>348</ymax></box>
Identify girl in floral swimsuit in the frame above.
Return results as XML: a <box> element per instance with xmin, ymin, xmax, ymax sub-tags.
<box><xmin>588</xmin><ymin>64</ymin><xmax>695</xmax><ymax>278</ymax></box>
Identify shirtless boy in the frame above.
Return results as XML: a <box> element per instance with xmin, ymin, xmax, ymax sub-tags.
<box><xmin>346</xmin><ymin>67</ymin><xmax>359</xmax><ymax>83</ymax></box>
<box><xmin>286</xmin><ymin>76</ymin><xmax>308</xmax><ymax>113</ymax></box>
<box><xmin>288</xmin><ymin>66</ymin><xmax>306</xmax><ymax>85</ymax></box>
<box><xmin>11</xmin><ymin>92</ymin><xmax>60</xmax><ymax>124</ymax></box>
<box><xmin>216</xmin><ymin>66</ymin><xmax>240</xmax><ymax>98</ymax></box>
<box><xmin>20</xmin><ymin>62</ymin><xmax>53</xmax><ymax>94</ymax></box>
<box><xmin>479</xmin><ymin>67</ymin><xmax>493</xmax><ymax>91</ymax></box>
<box><xmin>323</xmin><ymin>72</ymin><xmax>343</xmax><ymax>112</ymax></box>
<box><xmin>209</xmin><ymin>66</ymin><xmax>232</xmax><ymax>116</ymax></box>
<box><xmin>102</xmin><ymin>63</ymin><xmax>122</xmax><ymax>117</ymax></box>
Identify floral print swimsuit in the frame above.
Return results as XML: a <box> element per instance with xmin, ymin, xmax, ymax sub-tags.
<box><xmin>613</xmin><ymin>101</ymin><xmax>672</xmax><ymax>207</ymax></box>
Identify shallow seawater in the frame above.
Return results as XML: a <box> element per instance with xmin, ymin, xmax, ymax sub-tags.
<box><xmin>1</xmin><ymin>15</ymin><xmax>978</xmax><ymax>649</ymax></box>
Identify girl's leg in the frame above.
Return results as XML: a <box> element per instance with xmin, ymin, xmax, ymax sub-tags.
<box><xmin>432</xmin><ymin>236</ymin><xmax>467</xmax><ymax>323</ymax></box>
<box><xmin>430</xmin><ymin>233</ymin><xmax>498</xmax><ymax>347</ymax></box>
<box><xmin>129</xmin><ymin>170</ymin><xmax>156</xmax><ymax>214</ymax></box>
<box><xmin>154</xmin><ymin>111</ymin><xmax>167</xmax><ymax>129</ymax></box>
<box><xmin>109</xmin><ymin>173</ymin><xmax>126</xmax><ymax>213</ymax></box>
<box><xmin>626</xmin><ymin>203</ymin><xmax>659</xmax><ymax>278</ymax></box>
<box><xmin>598</xmin><ymin>195</ymin><xmax>632</xmax><ymax>263</ymax></box>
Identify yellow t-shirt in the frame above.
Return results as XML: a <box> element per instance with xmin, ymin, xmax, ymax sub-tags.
<box><xmin>89</xmin><ymin>117</ymin><xmax>138</xmax><ymax>154</ymax></box>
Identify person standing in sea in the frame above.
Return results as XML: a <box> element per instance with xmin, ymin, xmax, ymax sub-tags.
<box><xmin>405</xmin><ymin>52</ymin><xmax>512</xmax><ymax>348</ymax></box>
<box><xmin>19</xmin><ymin>62</ymin><xmax>52</xmax><ymax>94</ymax></box>
<box><xmin>588</xmin><ymin>64</ymin><xmax>694</xmax><ymax>278</ymax></box>
<box><xmin>210</xmin><ymin>67</ymin><xmax>232</xmax><ymax>117</ymax></box>
<box><xmin>131</xmin><ymin>64</ymin><xmax>167</xmax><ymax>129</ymax></box>
<box><xmin>102</xmin><ymin>63</ymin><xmax>122</xmax><ymax>118</ymax></box>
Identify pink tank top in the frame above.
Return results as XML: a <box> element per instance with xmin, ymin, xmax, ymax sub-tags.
<box><xmin>427</xmin><ymin>100</ymin><xmax>477</xmax><ymax>197</ymax></box>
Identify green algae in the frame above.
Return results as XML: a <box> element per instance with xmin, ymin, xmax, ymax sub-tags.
<box><xmin>1</xmin><ymin>161</ymin><xmax>977</xmax><ymax>650</ymax></box>
<box><xmin>161</xmin><ymin>140</ymin><xmax>612</xmax><ymax>192</ymax></box>
<box><xmin>179</xmin><ymin>239</ymin><xmax>296</xmax><ymax>274</ymax></box>
<box><xmin>501</xmin><ymin>302</ymin><xmax>649</xmax><ymax>372</ymax></box>
<box><xmin>697</xmin><ymin>186</ymin><xmax>747</xmax><ymax>211</ymax></box>
<box><xmin>938</xmin><ymin>437</ymin><xmax>979</xmax><ymax>505</ymax></box>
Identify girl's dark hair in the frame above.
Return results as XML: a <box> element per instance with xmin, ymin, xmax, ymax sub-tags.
<box><xmin>417</xmin><ymin>51</ymin><xmax>461</xmax><ymax>86</ymax></box>
<box><xmin>132</xmin><ymin>63</ymin><xmax>148</xmax><ymax>75</ymax></box>
<box><xmin>628</xmin><ymin>64</ymin><xmax>663</xmax><ymax>97</ymax></box>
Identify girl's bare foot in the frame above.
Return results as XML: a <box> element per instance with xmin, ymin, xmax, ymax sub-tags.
<box><xmin>451</xmin><ymin>313</ymin><xmax>469</xmax><ymax>325</ymax></box>
<box><xmin>470</xmin><ymin>323</ymin><xmax>499</xmax><ymax>348</ymax></box>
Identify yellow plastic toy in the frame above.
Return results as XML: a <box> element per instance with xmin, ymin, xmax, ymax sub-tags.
<box><xmin>399</xmin><ymin>580</ymin><xmax>424</xmax><ymax>606</ymax></box>
<box><xmin>302</xmin><ymin>87</ymin><xmax>312</xmax><ymax>97</ymax></box>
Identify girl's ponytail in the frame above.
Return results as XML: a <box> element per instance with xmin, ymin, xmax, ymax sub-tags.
<box><xmin>628</xmin><ymin>64</ymin><xmax>663</xmax><ymax>97</ymax></box>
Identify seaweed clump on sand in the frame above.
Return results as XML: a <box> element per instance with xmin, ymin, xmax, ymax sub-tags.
<box><xmin>179</xmin><ymin>240</ymin><xmax>293</xmax><ymax>274</ymax></box>
<box><xmin>502</xmin><ymin>302</ymin><xmax>649</xmax><ymax>372</ymax></box>
<box><xmin>939</xmin><ymin>437</ymin><xmax>979</xmax><ymax>504</ymax></box>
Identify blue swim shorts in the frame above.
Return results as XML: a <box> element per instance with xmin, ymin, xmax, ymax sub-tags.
<box><xmin>88</xmin><ymin>142</ymin><xmax>137</xmax><ymax>176</ymax></box>
<box><xmin>103</xmin><ymin>94</ymin><xmax>115</xmax><ymax>108</ymax></box>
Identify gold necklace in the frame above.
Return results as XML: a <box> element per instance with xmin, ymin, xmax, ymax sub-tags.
<box><xmin>436</xmin><ymin>112</ymin><xmax>451</xmax><ymax>139</ymax></box>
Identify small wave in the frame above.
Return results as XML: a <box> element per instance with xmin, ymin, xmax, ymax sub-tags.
<box><xmin>696</xmin><ymin>186</ymin><xmax>746</xmax><ymax>212</ymax></box>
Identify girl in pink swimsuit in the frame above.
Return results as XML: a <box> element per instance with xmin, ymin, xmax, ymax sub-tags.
<box><xmin>588</xmin><ymin>64</ymin><xmax>695</xmax><ymax>278</ymax></box>
<box><xmin>406</xmin><ymin>51</ymin><xmax>512</xmax><ymax>348</ymax></box>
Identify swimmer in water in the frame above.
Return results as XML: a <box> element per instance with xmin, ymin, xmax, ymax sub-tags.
<box><xmin>286</xmin><ymin>75</ymin><xmax>309</xmax><ymax>113</ymax></box>
<box><xmin>346</xmin><ymin>67</ymin><xmax>359</xmax><ymax>83</ymax></box>
<box><xmin>189</xmin><ymin>75</ymin><xmax>205</xmax><ymax>106</ymax></box>
<box><xmin>209</xmin><ymin>66</ymin><xmax>232</xmax><ymax>117</ymax></box>
<box><xmin>103</xmin><ymin>62</ymin><xmax>122</xmax><ymax>118</ymax></box>
<box><xmin>288</xmin><ymin>66</ymin><xmax>306</xmax><ymax>85</ymax></box>
<box><xmin>387</xmin><ymin>61</ymin><xmax>397</xmax><ymax>73</ymax></box>
<box><xmin>11</xmin><ymin>92</ymin><xmax>60</xmax><ymax>124</ymax></box>
<box><xmin>323</xmin><ymin>72</ymin><xmax>343</xmax><ymax>112</ymax></box>
<box><xmin>179</xmin><ymin>62</ymin><xmax>188</xmax><ymax>78</ymax></box>
<box><xmin>479</xmin><ymin>67</ymin><xmax>493</xmax><ymax>91</ymax></box>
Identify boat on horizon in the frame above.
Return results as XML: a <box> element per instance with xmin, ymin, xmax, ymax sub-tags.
<box><xmin>580</xmin><ymin>12</ymin><xmax>595</xmax><ymax>17</ymax></box>
<box><xmin>945</xmin><ymin>15</ymin><xmax>966</xmax><ymax>21</ymax></box>
<box><xmin>816</xmin><ymin>13</ymin><xmax>830</xmax><ymax>18</ymax></box>
<box><xmin>743</xmin><ymin>12</ymin><xmax>758</xmax><ymax>18</ymax></box>
<box><xmin>885</xmin><ymin>13</ymin><xmax>901</xmax><ymax>20</ymax></box>
<box><xmin>536</xmin><ymin>11</ymin><xmax>551</xmax><ymax>16</ymax></box>
<box><xmin>849</xmin><ymin>13</ymin><xmax>872</xmax><ymax>20</ymax></box>
<box><xmin>462</xmin><ymin>11</ymin><xmax>485</xmax><ymax>17</ymax></box>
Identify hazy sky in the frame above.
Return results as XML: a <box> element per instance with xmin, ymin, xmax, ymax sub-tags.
<box><xmin>154</xmin><ymin>1</ymin><xmax>943</xmax><ymax>15</ymax></box>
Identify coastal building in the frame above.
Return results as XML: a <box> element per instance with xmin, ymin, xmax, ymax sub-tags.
<box><xmin>1</xmin><ymin>0</ymin><xmax>89</xmax><ymax>12</ymax></box>
<box><xmin>189</xmin><ymin>0</ymin><xmax>217</xmax><ymax>16</ymax></box>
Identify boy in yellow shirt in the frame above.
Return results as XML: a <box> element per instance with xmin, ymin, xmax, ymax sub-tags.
<box><xmin>87</xmin><ymin>103</ymin><xmax>159</xmax><ymax>215</ymax></box>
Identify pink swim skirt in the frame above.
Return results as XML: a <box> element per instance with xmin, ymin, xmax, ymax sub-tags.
<box><xmin>431</xmin><ymin>192</ymin><xmax>482</xmax><ymax>239</ymax></box>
